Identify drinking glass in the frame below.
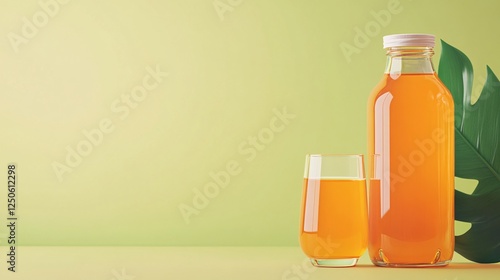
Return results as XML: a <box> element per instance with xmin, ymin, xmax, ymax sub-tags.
<box><xmin>299</xmin><ymin>154</ymin><xmax>368</xmax><ymax>267</ymax></box>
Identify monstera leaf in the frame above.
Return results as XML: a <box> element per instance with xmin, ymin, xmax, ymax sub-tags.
<box><xmin>438</xmin><ymin>40</ymin><xmax>500</xmax><ymax>263</ymax></box>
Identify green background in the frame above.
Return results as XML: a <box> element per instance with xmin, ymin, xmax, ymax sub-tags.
<box><xmin>0</xmin><ymin>0</ymin><xmax>496</xmax><ymax>247</ymax></box>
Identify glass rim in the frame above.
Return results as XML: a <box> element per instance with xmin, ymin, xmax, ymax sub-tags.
<box><xmin>304</xmin><ymin>154</ymin><xmax>365</xmax><ymax>179</ymax></box>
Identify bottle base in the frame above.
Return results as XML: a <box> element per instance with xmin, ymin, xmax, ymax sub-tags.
<box><xmin>371</xmin><ymin>248</ymin><xmax>451</xmax><ymax>267</ymax></box>
<box><xmin>371</xmin><ymin>260</ymin><xmax>451</xmax><ymax>268</ymax></box>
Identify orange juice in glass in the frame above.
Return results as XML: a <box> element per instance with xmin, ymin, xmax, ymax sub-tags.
<box><xmin>299</xmin><ymin>154</ymin><xmax>368</xmax><ymax>267</ymax></box>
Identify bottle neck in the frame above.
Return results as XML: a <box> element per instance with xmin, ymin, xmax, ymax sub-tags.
<box><xmin>384</xmin><ymin>47</ymin><xmax>435</xmax><ymax>76</ymax></box>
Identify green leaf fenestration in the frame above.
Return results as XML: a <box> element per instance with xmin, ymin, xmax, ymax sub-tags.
<box><xmin>438</xmin><ymin>40</ymin><xmax>500</xmax><ymax>263</ymax></box>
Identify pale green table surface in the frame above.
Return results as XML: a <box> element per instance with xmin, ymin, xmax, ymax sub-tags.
<box><xmin>0</xmin><ymin>247</ymin><xmax>499</xmax><ymax>279</ymax></box>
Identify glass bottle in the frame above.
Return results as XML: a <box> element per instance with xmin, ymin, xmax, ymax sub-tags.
<box><xmin>367</xmin><ymin>34</ymin><xmax>454</xmax><ymax>267</ymax></box>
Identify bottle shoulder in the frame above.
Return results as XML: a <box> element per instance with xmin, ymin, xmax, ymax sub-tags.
<box><xmin>369</xmin><ymin>73</ymin><xmax>453</xmax><ymax>100</ymax></box>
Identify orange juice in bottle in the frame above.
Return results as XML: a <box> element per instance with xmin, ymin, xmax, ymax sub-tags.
<box><xmin>367</xmin><ymin>34</ymin><xmax>454</xmax><ymax>267</ymax></box>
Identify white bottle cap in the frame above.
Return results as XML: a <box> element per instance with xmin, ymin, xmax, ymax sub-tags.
<box><xmin>383</xmin><ymin>34</ymin><xmax>435</xmax><ymax>48</ymax></box>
